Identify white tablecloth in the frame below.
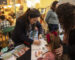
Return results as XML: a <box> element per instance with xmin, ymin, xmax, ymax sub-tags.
<box><xmin>31</xmin><ymin>39</ymin><xmax>47</xmax><ymax>60</ymax></box>
<box><xmin>6</xmin><ymin>55</ymin><xmax>16</xmax><ymax>60</ymax></box>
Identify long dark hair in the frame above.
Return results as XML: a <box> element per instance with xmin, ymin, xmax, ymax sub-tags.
<box><xmin>56</xmin><ymin>3</ymin><xmax>75</xmax><ymax>44</ymax></box>
<box><xmin>56</xmin><ymin>3</ymin><xmax>75</xmax><ymax>33</ymax></box>
<box><xmin>17</xmin><ymin>8</ymin><xmax>40</xmax><ymax>30</ymax></box>
<box><xmin>51</xmin><ymin>1</ymin><xmax>58</xmax><ymax>11</ymax></box>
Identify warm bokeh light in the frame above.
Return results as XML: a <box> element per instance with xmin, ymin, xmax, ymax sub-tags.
<box><xmin>4</xmin><ymin>6</ymin><xmax>7</xmax><ymax>8</ymax></box>
<box><xmin>8</xmin><ymin>5</ymin><xmax>12</xmax><ymax>8</ymax></box>
<box><xmin>15</xmin><ymin>4</ymin><xmax>20</xmax><ymax>7</ymax></box>
<box><xmin>26</xmin><ymin>0</ymin><xmax>40</xmax><ymax>8</ymax></box>
<box><xmin>27</xmin><ymin>1</ymin><xmax>32</xmax><ymax>8</ymax></box>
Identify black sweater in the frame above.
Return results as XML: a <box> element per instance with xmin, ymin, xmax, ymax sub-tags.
<box><xmin>12</xmin><ymin>18</ymin><xmax>42</xmax><ymax>47</ymax></box>
<box><xmin>63</xmin><ymin>29</ymin><xmax>75</xmax><ymax>60</ymax></box>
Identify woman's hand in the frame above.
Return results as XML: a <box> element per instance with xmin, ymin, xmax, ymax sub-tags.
<box><xmin>33</xmin><ymin>40</ymin><xmax>40</xmax><ymax>45</ymax></box>
<box><xmin>0</xmin><ymin>52</ymin><xmax>2</xmax><ymax>55</ymax></box>
<box><xmin>54</xmin><ymin>45</ymin><xmax>63</xmax><ymax>56</ymax></box>
<box><xmin>38</xmin><ymin>34</ymin><xmax>42</xmax><ymax>39</ymax></box>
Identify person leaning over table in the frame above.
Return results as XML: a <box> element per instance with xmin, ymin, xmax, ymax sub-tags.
<box><xmin>12</xmin><ymin>8</ymin><xmax>43</xmax><ymax>60</ymax></box>
<box><xmin>55</xmin><ymin>3</ymin><xmax>75</xmax><ymax>60</ymax></box>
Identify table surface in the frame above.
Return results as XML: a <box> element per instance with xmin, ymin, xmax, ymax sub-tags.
<box><xmin>31</xmin><ymin>39</ymin><xmax>47</xmax><ymax>60</ymax></box>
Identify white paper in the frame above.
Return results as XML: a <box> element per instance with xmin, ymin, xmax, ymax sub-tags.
<box><xmin>31</xmin><ymin>39</ymin><xmax>48</xmax><ymax>60</ymax></box>
<box><xmin>6</xmin><ymin>55</ymin><xmax>16</xmax><ymax>60</ymax></box>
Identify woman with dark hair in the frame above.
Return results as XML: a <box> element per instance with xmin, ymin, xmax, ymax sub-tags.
<box><xmin>55</xmin><ymin>3</ymin><xmax>75</xmax><ymax>60</ymax></box>
<box><xmin>12</xmin><ymin>8</ymin><xmax>42</xmax><ymax>60</ymax></box>
<box><xmin>45</xmin><ymin>1</ymin><xmax>59</xmax><ymax>32</ymax></box>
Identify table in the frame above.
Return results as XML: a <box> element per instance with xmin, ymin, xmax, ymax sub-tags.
<box><xmin>31</xmin><ymin>39</ymin><xmax>48</xmax><ymax>60</ymax></box>
<box><xmin>0</xmin><ymin>44</ymin><xmax>29</xmax><ymax>60</ymax></box>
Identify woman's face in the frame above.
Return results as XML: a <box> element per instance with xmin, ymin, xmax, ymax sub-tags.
<box><xmin>29</xmin><ymin>17</ymin><xmax>40</xmax><ymax>24</ymax></box>
<box><xmin>56</xmin><ymin>3</ymin><xmax>60</xmax><ymax>9</ymax></box>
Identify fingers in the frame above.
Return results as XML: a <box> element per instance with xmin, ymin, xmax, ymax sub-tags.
<box><xmin>0</xmin><ymin>52</ymin><xmax>3</xmax><ymax>55</ymax></box>
<box><xmin>55</xmin><ymin>45</ymin><xmax>63</xmax><ymax>56</ymax></box>
<box><xmin>55</xmin><ymin>50</ymin><xmax>63</xmax><ymax>56</ymax></box>
<box><xmin>38</xmin><ymin>34</ymin><xmax>42</xmax><ymax>39</ymax></box>
<box><xmin>55</xmin><ymin>47</ymin><xmax>63</xmax><ymax>52</ymax></box>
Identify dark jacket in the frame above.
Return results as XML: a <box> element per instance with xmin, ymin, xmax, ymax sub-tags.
<box><xmin>12</xmin><ymin>18</ymin><xmax>42</xmax><ymax>47</ymax></box>
<box><xmin>63</xmin><ymin>29</ymin><xmax>75</xmax><ymax>60</ymax></box>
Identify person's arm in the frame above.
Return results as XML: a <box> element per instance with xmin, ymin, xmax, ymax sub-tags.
<box><xmin>36</xmin><ymin>21</ymin><xmax>43</xmax><ymax>35</ymax></box>
<box><xmin>13</xmin><ymin>20</ymin><xmax>33</xmax><ymax>46</ymax></box>
<box><xmin>63</xmin><ymin>44</ymin><xmax>75</xmax><ymax>55</ymax></box>
<box><xmin>63</xmin><ymin>31</ymin><xmax>75</xmax><ymax>55</ymax></box>
<box><xmin>55</xmin><ymin>31</ymin><xmax>75</xmax><ymax>56</ymax></box>
<box><xmin>36</xmin><ymin>21</ymin><xmax>43</xmax><ymax>39</ymax></box>
<box><xmin>13</xmin><ymin>20</ymin><xmax>40</xmax><ymax>46</ymax></box>
<box><xmin>17</xmin><ymin>32</ymin><xmax>40</xmax><ymax>46</ymax></box>
<box><xmin>45</xmin><ymin>10</ymin><xmax>51</xmax><ymax>24</ymax></box>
